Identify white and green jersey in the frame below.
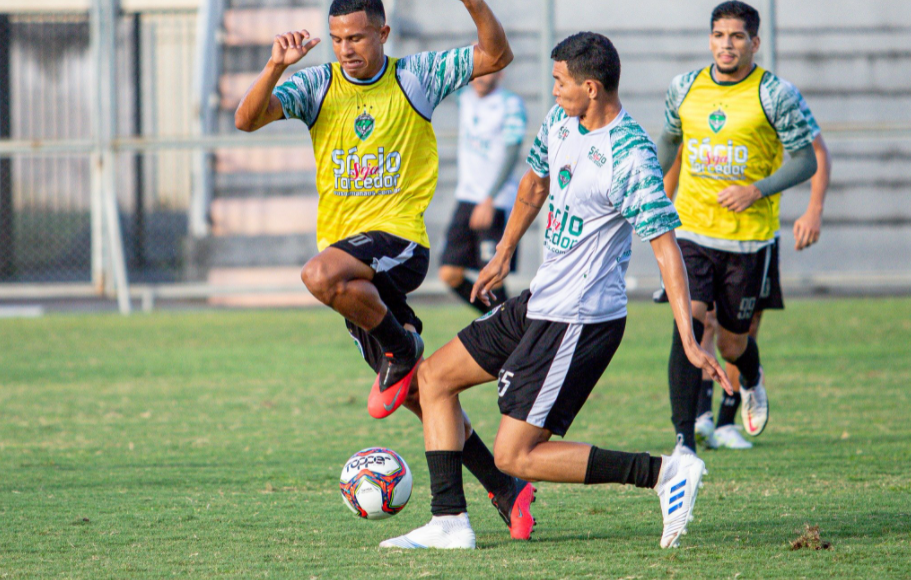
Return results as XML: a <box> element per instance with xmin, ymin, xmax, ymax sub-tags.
<box><xmin>525</xmin><ymin>106</ymin><xmax>681</xmax><ymax>323</ymax></box>
<box><xmin>274</xmin><ymin>47</ymin><xmax>474</xmax><ymax>126</ymax></box>
<box><xmin>780</xmin><ymin>79</ymin><xmax>821</xmax><ymax>140</ymax></box>
<box><xmin>456</xmin><ymin>88</ymin><xmax>527</xmax><ymax>209</ymax></box>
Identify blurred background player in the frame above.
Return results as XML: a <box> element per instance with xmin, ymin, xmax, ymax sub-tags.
<box><xmin>691</xmin><ymin>80</ymin><xmax>832</xmax><ymax>449</ymax></box>
<box><xmin>439</xmin><ymin>71</ymin><xmax>527</xmax><ymax>313</ymax></box>
<box><xmin>234</xmin><ymin>0</ymin><xmax>537</xmax><ymax>541</ymax></box>
<box><xmin>658</xmin><ymin>1</ymin><xmax>817</xmax><ymax>454</ymax></box>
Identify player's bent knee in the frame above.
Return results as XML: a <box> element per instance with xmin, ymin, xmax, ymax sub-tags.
<box><xmin>718</xmin><ymin>334</ymin><xmax>747</xmax><ymax>362</ymax></box>
<box><xmin>300</xmin><ymin>260</ymin><xmax>332</xmax><ymax>300</ymax></box>
<box><xmin>438</xmin><ymin>266</ymin><xmax>464</xmax><ymax>288</ymax></box>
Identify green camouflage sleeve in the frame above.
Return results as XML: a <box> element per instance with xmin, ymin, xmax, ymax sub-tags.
<box><xmin>663</xmin><ymin>69</ymin><xmax>701</xmax><ymax>138</ymax></box>
<box><xmin>526</xmin><ymin>105</ymin><xmax>567</xmax><ymax>177</ymax></box>
<box><xmin>501</xmin><ymin>92</ymin><xmax>527</xmax><ymax>145</ymax></box>
<box><xmin>272</xmin><ymin>64</ymin><xmax>332</xmax><ymax>127</ymax></box>
<box><xmin>610</xmin><ymin>116</ymin><xmax>681</xmax><ymax>241</ymax></box>
<box><xmin>398</xmin><ymin>46</ymin><xmax>475</xmax><ymax>111</ymax></box>
<box><xmin>760</xmin><ymin>72</ymin><xmax>816</xmax><ymax>153</ymax></box>
<box><xmin>780</xmin><ymin>79</ymin><xmax>821</xmax><ymax>139</ymax></box>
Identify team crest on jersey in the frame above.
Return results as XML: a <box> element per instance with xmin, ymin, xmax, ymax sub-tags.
<box><xmin>588</xmin><ymin>146</ymin><xmax>607</xmax><ymax>168</ymax></box>
<box><xmin>708</xmin><ymin>107</ymin><xmax>726</xmax><ymax>134</ymax></box>
<box><xmin>355</xmin><ymin>109</ymin><xmax>375</xmax><ymax>141</ymax></box>
<box><xmin>557</xmin><ymin>126</ymin><xmax>570</xmax><ymax>141</ymax></box>
<box><xmin>558</xmin><ymin>165</ymin><xmax>573</xmax><ymax>189</ymax></box>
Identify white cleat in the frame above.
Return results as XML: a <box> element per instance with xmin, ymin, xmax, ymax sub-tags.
<box><xmin>695</xmin><ymin>412</ymin><xmax>715</xmax><ymax>447</ymax></box>
<box><xmin>710</xmin><ymin>424</ymin><xmax>753</xmax><ymax>449</ymax></box>
<box><xmin>656</xmin><ymin>452</ymin><xmax>707</xmax><ymax>549</ymax></box>
<box><xmin>740</xmin><ymin>367</ymin><xmax>769</xmax><ymax>437</ymax></box>
<box><xmin>379</xmin><ymin>513</ymin><xmax>476</xmax><ymax>549</ymax></box>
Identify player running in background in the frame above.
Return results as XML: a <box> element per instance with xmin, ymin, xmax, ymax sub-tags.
<box><xmin>657</xmin><ymin>1</ymin><xmax>817</xmax><ymax>454</ymax></box>
<box><xmin>691</xmin><ymin>81</ymin><xmax>832</xmax><ymax>449</ymax></box>
<box><xmin>439</xmin><ymin>72</ymin><xmax>527</xmax><ymax>313</ymax></box>
<box><xmin>380</xmin><ymin>32</ymin><xmax>731</xmax><ymax>551</ymax></box>
<box><xmin>235</xmin><ymin>0</ymin><xmax>536</xmax><ymax>540</ymax></box>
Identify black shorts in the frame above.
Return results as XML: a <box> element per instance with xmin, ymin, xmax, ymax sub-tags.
<box><xmin>331</xmin><ymin>231</ymin><xmax>429</xmax><ymax>374</ymax></box>
<box><xmin>757</xmin><ymin>237</ymin><xmax>784</xmax><ymax>311</ymax></box>
<box><xmin>440</xmin><ymin>201</ymin><xmax>517</xmax><ymax>271</ymax></box>
<box><xmin>679</xmin><ymin>239</ymin><xmax>773</xmax><ymax>335</ymax></box>
<box><xmin>457</xmin><ymin>290</ymin><xmax>626</xmax><ymax>437</ymax></box>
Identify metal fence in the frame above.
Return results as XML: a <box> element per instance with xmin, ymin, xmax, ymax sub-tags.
<box><xmin>1</xmin><ymin>0</ymin><xmax>909</xmax><ymax>314</ymax></box>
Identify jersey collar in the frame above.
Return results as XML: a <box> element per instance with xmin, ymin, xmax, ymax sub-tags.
<box><xmin>709</xmin><ymin>63</ymin><xmax>758</xmax><ymax>86</ymax></box>
<box><xmin>340</xmin><ymin>56</ymin><xmax>389</xmax><ymax>86</ymax></box>
<box><xmin>577</xmin><ymin>107</ymin><xmax>626</xmax><ymax>136</ymax></box>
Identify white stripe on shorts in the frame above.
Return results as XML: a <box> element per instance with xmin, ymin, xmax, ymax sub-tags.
<box><xmin>526</xmin><ymin>323</ymin><xmax>583</xmax><ymax>428</ymax></box>
<box><xmin>371</xmin><ymin>241</ymin><xmax>417</xmax><ymax>274</ymax></box>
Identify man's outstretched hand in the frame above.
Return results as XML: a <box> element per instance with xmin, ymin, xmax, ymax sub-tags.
<box><xmin>271</xmin><ymin>30</ymin><xmax>320</xmax><ymax>67</ymax></box>
<box><xmin>471</xmin><ymin>249</ymin><xmax>513</xmax><ymax>307</ymax></box>
<box><xmin>686</xmin><ymin>344</ymin><xmax>734</xmax><ymax>395</ymax></box>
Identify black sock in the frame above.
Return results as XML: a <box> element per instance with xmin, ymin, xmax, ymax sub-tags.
<box><xmin>716</xmin><ymin>391</ymin><xmax>741</xmax><ymax>427</ymax></box>
<box><xmin>668</xmin><ymin>318</ymin><xmax>705</xmax><ymax>451</ymax></box>
<box><xmin>367</xmin><ymin>310</ymin><xmax>414</xmax><ymax>360</ymax></box>
<box><xmin>427</xmin><ymin>451</ymin><xmax>467</xmax><ymax>516</ymax></box>
<box><xmin>584</xmin><ymin>446</ymin><xmax>663</xmax><ymax>489</ymax></box>
<box><xmin>451</xmin><ymin>279</ymin><xmax>485</xmax><ymax>312</ymax></box>
<box><xmin>461</xmin><ymin>431</ymin><xmax>514</xmax><ymax>500</ymax></box>
<box><xmin>733</xmin><ymin>336</ymin><xmax>761</xmax><ymax>388</ymax></box>
<box><xmin>696</xmin><ymin>379</ymin><xmax>714</xmax><ymax>418</ymax></box>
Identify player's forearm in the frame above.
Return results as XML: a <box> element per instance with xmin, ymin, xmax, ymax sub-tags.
<box><xmin>463</xmin><ymin>0</ymin><xmax>513</xmax><ymax>77</ymax></box>
<box><xmin>485</xmin><ymin>143</ymin><xmax>522</xmax><ymax>199</ymax></box>
<box><xmin>498</xmin><ymin>169</ymin><xmax>548</xmax><ymax>253</ymax></box>
<box><xmin>753</xmin><ymin>143</ymin><xmax>817</xmax><ymax>198</ymax></box>
<box><xmin>657</xmin><ymin>128</ymin><xmax>683</xmax><ymax>175</ymax></box>
<box><xmin>235</xmin><ymin>61</ymin><xmax>286</xmax><ymax>132</ymax></box>
<box><xmin>806</xmin><ymin>135</ymin><xmax>831</xmax><ymax>215</ymax></box>
<box><xmin>663</xmin><ymin>146</ymin><xmax>683</xmax><ymax>199</ymax></box>
<box><xmin>651</xmin><ymin>231</ymin><xmax>698</xmax><ymax>349</ymax></box>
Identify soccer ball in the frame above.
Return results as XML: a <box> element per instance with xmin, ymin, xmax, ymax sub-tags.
<box><xmin>339</xmin><ymin>447</ymin><xmax>413</xmax><ymax>520</ymax></box>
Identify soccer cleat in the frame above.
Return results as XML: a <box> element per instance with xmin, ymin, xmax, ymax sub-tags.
<box><xmin>367</xmin><ymin>332</ymin><xmax>424</xmax><ymax>419</ymax></box>
<box><xmin>673</xmin><ymin>433</ymin><xmax>697</xmax><ymax>457</ymax></box>
<box><xmin>710</xmin><ymin>424</ymin><xmax>753</xmax><ymax>449</ymax></box>
<box><xmin>489</xmin><ymin>479</ymin><xmax>537</xmax><ymax>540</ymax></box>
<box><xmin>656</xmin><ymin>451</ymin><xmax>707</xmax><ymax>549</ymax></box>
<box><xmin>652</xmin><ymin>287</ymin><xmax>669</xmax><ymax>303</ymax></box>
<box><xmin>694</xmin><ymin>412</ymin><xmax>715</xmax><ymax>447</ymax></box>
<box><xmin>379</xmin><ymin>513</ymin><xmax>476</xmax><ymax>549</ymax></box>
<box><xmin>740</xmin><ymin>367</ymin><xmax>769</xmax><ymax>436</ymax></box>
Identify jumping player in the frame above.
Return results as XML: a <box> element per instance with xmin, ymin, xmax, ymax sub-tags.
<box><xmin>235</xmin><ymin>0</ymin><xmax>535</xmax><ymax>540</ymax></box>
<box><xmin>439</xmin><ymin>71</ymin><xmax>527</xmax><ymax>313</ymax></box>
<box><xmin>379</xmin><ymin>32</ymin><xmax>731</xmax><ymax>550</ymax></box>
<box><xmin>658</xmin><ymin>1</ymin><xmax>817</xmax><ymax>453</ymax></box>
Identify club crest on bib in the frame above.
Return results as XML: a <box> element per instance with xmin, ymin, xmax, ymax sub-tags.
<box><xmin>558</xmin><ymin>164</ymin><xmax>573</xmax><ymax>189</ymax></box>
<box><xmin>708</xmin><ymin>107</ymin><xmax>726</xmax><ymax>134</ymax></box>
<box><xmin>355</xmin><ymin>109</ymin><xmax>376</xmax><ymax>141</ymax></box>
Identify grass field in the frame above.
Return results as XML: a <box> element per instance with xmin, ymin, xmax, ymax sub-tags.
<box><xmin>1</xmin><ymin>297</ymin><xmax>910</xmax><ymax>579</ymax></box>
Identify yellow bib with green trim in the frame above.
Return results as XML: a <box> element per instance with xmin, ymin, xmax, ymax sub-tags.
<box><xmin>676</xmin><ymin>66</ymin><xmax>783</xmax><ymax>241</ymax></box>
<box><xmin>310</xmin><ymin>58</ymin><xmax>438</xmax><ymax>250</ymax></box>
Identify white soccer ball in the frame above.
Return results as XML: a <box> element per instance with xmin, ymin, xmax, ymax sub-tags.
<box><xmin>339</xmin><ymin>447</ymin><xmax>413</xmax><ymax>520</ymax></box>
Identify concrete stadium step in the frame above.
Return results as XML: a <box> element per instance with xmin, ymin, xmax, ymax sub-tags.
<box><xmin>215</xmin><ymin>147</ymin><xmax>316</xmax><ymax>174</ymax></box>
<box><xmin>210</xmin><ymin>195</ymin><xmax>318</xmax><ymax>236</ymax></box>
<box><xmin>223</xmin><ymin>8</ymin><xmax>323</xmax><ymax>47</ymax></box>
<box><xmin>206</xmin><ymin>266</ymin><xmax>318</xmax><ymax>308</ymax></box>
<box><xmin>200</xmin><ymin>234</ymin><xmax>319</xmax><ymax>269</ymax></box>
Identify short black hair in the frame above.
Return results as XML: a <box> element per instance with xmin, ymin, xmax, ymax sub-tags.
<box><xmin>329</xmin><ymin>0</ymin><xmax>386</xmax><ymax>25</ymax></box>
<box><xmin>711</xmin><ymin>1</ymin><xmax>760</xmax><ymax>37</ymax></box>
<box><xmin>550</xmin><ymin>32</ymin><xmax>621</xmax><ymax>93</ymax></box>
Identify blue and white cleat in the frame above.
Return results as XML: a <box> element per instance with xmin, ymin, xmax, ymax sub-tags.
<box><xmin>656</xmin><ymin>451</ymin><xmax>707</xmax><ymax>548</ymax></box>
<box><xmin>379</xmin><ymin>513</ymin><xmax>476</xmax><ymax>549</ymax></box>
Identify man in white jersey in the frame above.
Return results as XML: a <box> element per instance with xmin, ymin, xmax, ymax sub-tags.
<box><xmin>439</xmin><ymin>72</ymin><xmax>527</xmax><ymax>313</ymax></box>
<box><xmin>379</xmin><ymin>32</ymin><xmax>731</xmax><ymax>551</ymax></box>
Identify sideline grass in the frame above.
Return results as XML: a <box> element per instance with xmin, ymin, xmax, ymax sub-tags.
<box><xmin>1</xmin><ymin>298</ymin><xmax>910</xmax><ymax>579</ymax></box>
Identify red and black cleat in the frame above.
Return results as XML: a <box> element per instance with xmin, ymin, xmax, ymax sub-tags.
<box><xmin>367</xmin><ymin>332</ymin><xmax>424</xmax><ymax>419</ymax></box>
<box><xmin>490</xmin><ymin>479</ymin><xmax>537</xmax><ymax>540</ymax></box>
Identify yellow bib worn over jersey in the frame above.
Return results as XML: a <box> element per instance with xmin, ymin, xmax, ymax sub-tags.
<box><xmin>676</xmin><ymin>66</ymin><xmax>783</xmax><ymax>242</ymax></box>
<box><xmin>309</xmin><ymin>58</ymin><xmax>438</xmax><ymax>251</ymax></box>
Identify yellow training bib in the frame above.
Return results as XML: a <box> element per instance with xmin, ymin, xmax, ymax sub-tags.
<box><xmin>676</xmin><ymin>66</ymin><xmax>783</xmax><ymax>242</ymax></box>
<box><xmin>309</xmin><ymin>58</ymin><xmax>438</xmax><ymax>250</ymax></box>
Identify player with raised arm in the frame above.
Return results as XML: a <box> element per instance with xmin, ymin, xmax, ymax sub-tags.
<box><xmin>235</xmin><ymin>0</ymin><xmax>536</xmax><ymax>540</ymax></box>
<box><xmin>439</xmin><ymin>71</ymin><xmax>527</xmax><ymax>313</ymax></box>
<box><xmin>379</xmin><ymin>32</ymin><xmax>731</xmax><ymax>551</ymax></box>
<box><xmin>691</xmin><ymin>81</ymin><xmax>832</xmax><ymax>449</ymax></box>
<box><xmin>657</xmin><ymin>1</ymin><xmax>817</xmax><ymax>453</ymax></box>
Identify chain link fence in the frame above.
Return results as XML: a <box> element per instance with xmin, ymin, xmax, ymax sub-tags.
<box><xmin>1</xmin><ymin>0</ymin><xmax>909</xmax><ymax>314</ymax></box>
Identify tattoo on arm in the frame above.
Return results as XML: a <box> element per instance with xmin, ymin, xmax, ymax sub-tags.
<box><xmin>518</xmin><ymin>198</ymin><xmax>542</xmax><ymax>209</ymax></box>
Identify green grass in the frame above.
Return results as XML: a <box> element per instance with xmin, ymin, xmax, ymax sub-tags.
<box><xmin>1</xmin><ymin>298</ymin><xmax>910</xmax><ymax>579</ymax></box>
